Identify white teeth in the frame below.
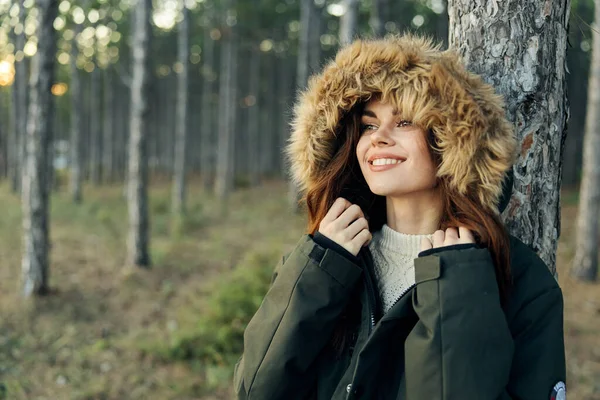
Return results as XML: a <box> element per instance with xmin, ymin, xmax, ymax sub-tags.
<box><xmin>371</xmin><ymin>158</ymin><xmax>401</xmax><ymax>166</ymax></box>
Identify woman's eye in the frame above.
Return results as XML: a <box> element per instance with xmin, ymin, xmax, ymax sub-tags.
<box><xmin>360</xmin><ymin>124</ymin><xmax>377</xmax><ymax>133</ymax></box>
<box><xmin>397</xmin><ymin>120</ymin><xmax>412</xmax><ymax>127</ymax></box>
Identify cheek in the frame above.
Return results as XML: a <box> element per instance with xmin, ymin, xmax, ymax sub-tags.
<box><xmin>413</xmin><ymin>137</ymin><xmax>437</xmax><ymax>178</ymax></box>
<box><xmin>356</xmin><ymin>138</ymin><xmax>368</xmax><ymax>163</ymax></box>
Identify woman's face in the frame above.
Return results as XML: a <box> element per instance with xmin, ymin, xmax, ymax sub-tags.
<box><xmin>356</xmin><ymin>98</ymin><xmax>438</xmax><ymax>198</ymax></box>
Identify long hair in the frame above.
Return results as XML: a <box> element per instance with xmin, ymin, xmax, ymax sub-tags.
<box><xmin>304</xmin><ymin>101</ymin><xmax>512</xmax><ymax>332</ymax></box>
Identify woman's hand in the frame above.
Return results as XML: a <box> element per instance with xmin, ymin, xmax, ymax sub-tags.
<box><xmin>420</xmin><ymin>227</ymin><xmax>475</xmax><ymax>252</ymax></box>
<box><xmin>318</xmin><ymin>197</ymin><xmax>372</xmax><ymax>257</ymax></box>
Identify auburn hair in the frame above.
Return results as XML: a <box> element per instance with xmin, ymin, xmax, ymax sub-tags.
<box><xmin>304</xmin><ymin>100</ymin><xmax>512</xmax><ymax>302</ymax></box>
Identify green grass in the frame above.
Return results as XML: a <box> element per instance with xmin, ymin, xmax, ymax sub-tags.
<box><xmin>0</xmin><ymin>179</ymin><xmax>304</xmax><ymax>399</ymax></box>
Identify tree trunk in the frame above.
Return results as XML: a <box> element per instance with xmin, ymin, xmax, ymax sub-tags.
<box><xmin>8</xmin><ymin>28</ymin><xmax>18</xmax><ymax>191</ymax></box>
<box><xmin>562</xmin><ymin>0</ymin><xmax>592</xmax><ymax>188</ymax></box>
<box><xmin>370</xmin><ymin>0</ymin><xmax>388</xmax><ymax>37</ymax></box>
<box><xmin>200</xmin><ymin>19</ymin><xmax>216</xmax><ymax>190</ymax></box>
<box><xmin>247</xmin><ymin>45</ymin><xmax>261</xmax><ymax>187</ymax></box>
<box><xmin>339</xmin><ymin>0</ymin><xmax>359</xmax><ymax>46</ymax></box>
<box><xmin>13</xmin><ymin>0</ymin><xmax>28</xmax><ymax>194</ymax></box>
<box><xmin>214</xmin><ymin>0</ymin><xmax>237</xmax><ymax>202</ymax></box>
<box><xmin>309</xmin><ymin>2</ymin><xmax>323</xmax><ymax>73</ymax></box>
<box><xmin>21</xmin><ymin>0</ymin><xmax>58</xmax><ymax>297</ymax></box>
<box><xmin>102</xmin><ymin>67</ymin><xmax>114</xmax><ymax>183</ymax></box>
<box><xmin>435</xmin><ymin>0</ymin><xmax>449</xmax><ymax>47</ymax></box>
<box><xmin>89</xmin><ymin>58</ymin><xmax>102</xmax><ymax>185</ymax></box>
<box><xmin>127</xmin><ymin>0</ymin><xmax>152</xmax><ymax>268</ymax></box>
<box><xmin>571</xmin><ymin>0</ymin><xmax>600</xmax><ymax>281</ymax></box>
<box><xmin>448</xmin><ymin>0</ymin><xmax>570</xmax><ymax>275</ymax></box>
<box><xmin>264</xmin><ymin>50</ymin><xmax>278</xmax><ymax>176</ymax></box>
<box><xmin>289</xmin><ymin>0</ymin><xmax>317</xmax><ymax>209</ymax></box>
<box><xmin>70</xmin><ymin>28</ymin><xmax>83</xmax><ymax>203</ymax></box>
<box><xmin>172</xmin><ymin>0</ymin><xmax>189</xmax><ymax>215</ymax></box>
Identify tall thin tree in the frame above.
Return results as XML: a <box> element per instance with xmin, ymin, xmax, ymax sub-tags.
<box><xmin>339</xmin><ymin>0</ymin><xmax>359</xmax><ymax>46</ymax></box>
<box><xmin>448</xmin><ymin>0</ymin><xmax>571</xmax><ymax>274</ymax></box>
<box><xmin>89</xmin><ymin>52</ymin><xmax>102</xmax><ymax>185</ymax></box>
<box><xmin>172</xmin><ymin>0</ymin><xmax>189</xmax><ymax>215</ymax></box>
<box><xmin>102</xmin><ymin>67</ymin><xmax>114</xmax><ymax>183</ymax></box>
<box><xmin>370</xmin><ymin>0</ymin><xmax>388</xmax><ymax>37</ymax></box>
<box><xmin>214</xmin><ymin>0</ymin><xmax>237</xmax><ymax>202</ymax></box>
<box><xmin>70</xmin><ymin>22</ymin><xmax>84</xmax><ymax>203</ymax></box>
<box><xmin>200</xmin><ymin>13</ymin><xmax>216</xmax><ymax>190</ymax></box>
<box><xmin>21</xmin><ymin>0</ymin><xmax>58</xmax><ymax>296</ymax></box>
<box><xmin>289</xmin><ymin>0</ymin><xmax>319</xmax><ymax>209</ymax></box>
<box><xmin>308</xmin><ymin>1</ymin><xmax>323</xmax><ymax>72</ymax></box>
<box><xmin>572</xmin><ymin>0</ymin><xmax>600</xmax><ymax>281</ymax></box>
<box><xmin>12</xmin><ymin>0</ymin><xmax>28</xmax><ymax>193</ymax></box>
<box><xmin>127</xmin><ymin>0</ymin><xmax>153</xmax><ymax>267</ymax></box>
<box><xmin>247</xmin><ymin>44</ymin><xmax>261</xmax><ymax>187</ymax></box>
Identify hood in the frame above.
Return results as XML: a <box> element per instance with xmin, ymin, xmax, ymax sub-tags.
<box><xmin>286</xmin><ymin>35</ymin><xmax>516</xmax><ymax>212</ymax></box>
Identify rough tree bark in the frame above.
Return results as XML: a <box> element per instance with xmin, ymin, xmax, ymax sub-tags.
<box><xmin>214</xmin><ymin>0</ymin><xmax>237</xmax><ymax>201</ymax></box>
<box><xmin>448</xmin><ymin>0</ymin><xmax>571</xmax><ymax>275</ymax></box>
<box><xmin>127</xmin><ymin>0</ymin><xmax>153</xmax><ymax>267</ymax></box>
<box><xmin>21</xmin><ymin>0</ymin><xmax>58</xmax><ymax>297</ymax></box>
<box><xmin>70</xmin><ymin>25</ymin><xmax>83</xmax><ymax>203</ymax></box>
<box><xmin>172</xmin><ymin>0</ymin><xmax>189</xmax><ymax>215</ymax></box>
<box><xmin>571</xmin><ymin>0</ymin><xmax>600</xmax><ymax>281</ymax></box>
<box><xmin>339</xmin><ymin>0</ymin><xmax>359</xmax><ymax>46</ymax></box>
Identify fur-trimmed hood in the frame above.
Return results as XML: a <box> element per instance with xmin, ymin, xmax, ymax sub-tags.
<box><xmin>286</xmin><ymin>35</ymin><xmax>516</xmax><ymax>211</ymax></box>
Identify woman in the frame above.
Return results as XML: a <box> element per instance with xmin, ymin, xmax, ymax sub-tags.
<box><xmin>234</xmin><ymin>35</ymin><xmax>566</xmax><ymax>400</ymax></box>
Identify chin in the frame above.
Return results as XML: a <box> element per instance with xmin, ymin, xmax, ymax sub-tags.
<box><xmin>366</xmin><ymin>182</ymin><xmax>402</xmax><ymax>197</ymax></box>
<box><xmin>366</xmin><ymin>180</ymin><xmax>437</xmax><ymax>198</ymax></box>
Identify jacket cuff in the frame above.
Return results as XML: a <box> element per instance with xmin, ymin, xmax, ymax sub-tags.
<box><xmin>312</xmin><ymin>231</ymin><xmax>361</xmax><ymax>265</ymax></box>
<box><xmin>318</xmin><ymin>247</ymin><xmax>363</xmax><ymax>289</ymax></box>
<box><xmin>417</xmin><ymin>243</ymin><xmax>479</xmax><ymax>258</ymax></box>
<box><xmin>415</xmin><ymin>246</ymin><xmax>498</xmax><ymax>292</ymax></box>
<box><xmin>299</xmin><ymin>235</ymin><xmax>363</xmax><ymax>289</ymax></box>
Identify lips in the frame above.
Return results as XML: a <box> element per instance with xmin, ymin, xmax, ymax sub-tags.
<box><xmin>367</xmin><ymin>153</ymin><xmax>407</xmax><ymax>165</ymax></box>
<box><xmin>366</xmin><ymin>154</ymin><xmax>407</xmax><ymax>172</ymax></box>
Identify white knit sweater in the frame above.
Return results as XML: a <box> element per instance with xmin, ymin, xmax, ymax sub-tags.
<box><xmin>368</xmin><ymin>224</ymin><xmax>434</xmax><ymax>314</ymax></box>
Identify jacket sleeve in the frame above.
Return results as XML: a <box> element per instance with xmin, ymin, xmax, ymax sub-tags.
<box><xmin>404</xmin><ymin>246</ymin><xmax>565</xmax><ymax>400</ymax></box>
<box><xmin>233</xmin><ymin>235</ymin><xmax>363</xmax><ymax>400</ymax></box>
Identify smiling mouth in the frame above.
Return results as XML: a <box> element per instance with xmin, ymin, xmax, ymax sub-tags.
<box><xmin>368</xmin><ymin>158</ymin><xmax>405</xmax><ymax>166</ymax></box>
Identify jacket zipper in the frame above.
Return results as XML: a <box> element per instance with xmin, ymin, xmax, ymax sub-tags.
<box><xmin>361</xmin><ymin>250</ymin><xmax>378</xmax><ymax>334</ymax></box>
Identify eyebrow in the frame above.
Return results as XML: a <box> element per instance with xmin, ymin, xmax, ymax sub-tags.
<box><xmin>362</xmin><ymin>108</ymin><xmax>399</xmax><ymax>118</ymax></box>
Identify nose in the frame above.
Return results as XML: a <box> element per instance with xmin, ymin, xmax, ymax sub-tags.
<box><xmin>370</xmin><ymin>125</ymin><xmax>395</xmax><ymax>147</ymax></box>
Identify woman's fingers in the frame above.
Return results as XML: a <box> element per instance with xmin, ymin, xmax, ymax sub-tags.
<box><xmin>347</xmin><ymin>217</ymin><xmax>369</xmax><ymax>240</ymax></box>
<box><xmin>318</xmin><ymin>199</ymin><xmax>370</xmax><ymax>257</ymax></box>
<box><xmin>337</xmin><ymin>204</ymin><xmax>365</xmax><ymax>228</ymax></box>
<box><xmin>458</xmin><ymin>226</ymin><xmax>475</xmax><ymax>243</ymax></box>
<box><xmin>320</xmin><ymin>197</ymin><xmax>351</xmax><ymax>227</ymax></box>
<box><xmin>420</xmin><ymin>237</ymin><xmax>433</xmax><ymax>252</ymax></box>
<box><xmin>351</xmin><ymin>229</ymin><xmax>372</xmax><ymax>253</ymax></box>
<box><xmin>444</xmin><ymin>227</ymin><xmax>458</xmax><ymax>246</ymax></box>
<box><xmin>429</xmin><ymin>227</ymin><xmax>475</xmax><ymax>249</ymax></box>
<box><xmin>432</xmin><ymin>230</ymin><xmax>445</xmax><ymax>248</ymax></box>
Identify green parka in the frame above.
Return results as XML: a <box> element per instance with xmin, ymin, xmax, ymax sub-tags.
<box><xmin>233</xmin><ymin>233</ymin><xmax>565</xmax><ymax>400</ymax></box>
<box><xmin>234</xmin><ymin>35</ymin><xmax>566</xmax><ymax>400</ymax></box>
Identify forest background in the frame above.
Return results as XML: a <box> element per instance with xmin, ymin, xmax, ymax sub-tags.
<box><xmin>0</xmin><ymin>0</ymin><xmax>599</xmax><ymax>398</ymax></box>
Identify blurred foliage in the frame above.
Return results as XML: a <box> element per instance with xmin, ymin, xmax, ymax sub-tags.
<box><xmin>139</xmin><ymin>247</ymin><xmax>278</xmax><ymax>387</ymax></box>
